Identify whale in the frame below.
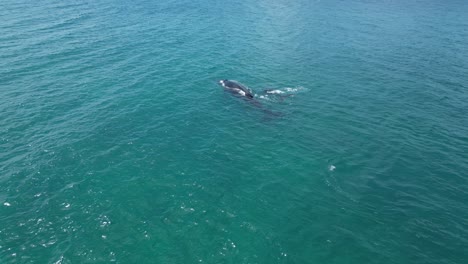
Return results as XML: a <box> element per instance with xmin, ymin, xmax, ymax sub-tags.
<box><xmin>218</xmin><ymin>79</ymin><xmax>292</xmax><ymax>119</ymax></box>
<box><xmin>219</xmin><ymin>79</ymin><xmax>254</xmax><ymax>99</ymax></box>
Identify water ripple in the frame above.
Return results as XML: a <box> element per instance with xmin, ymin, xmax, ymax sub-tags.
<box><xmin>1</xmin><ymin>0</ymin><xmax>468</xmax><ymax>263</ymax></box>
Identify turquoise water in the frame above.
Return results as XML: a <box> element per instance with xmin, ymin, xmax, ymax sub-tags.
<box><xmin>1</xmin><ymin>0</ymin><xmax>468</xmax><ymax>263</ymax></box>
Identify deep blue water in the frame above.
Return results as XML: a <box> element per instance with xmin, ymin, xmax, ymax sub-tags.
<box><xmin>1</xmin><ymin>0</ymin><xmax>468</xmax><ymax>263</ymax></box>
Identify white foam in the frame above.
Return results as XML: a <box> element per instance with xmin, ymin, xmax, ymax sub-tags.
<box><xmin>285</xmin><ymin>87</ymin><xmax>298</xmax><ymax>92</ymax></box>
<box><xmin>99</xmin><ymin>215</ymin><xmax>111</xmax><ymax>227</ymax></box>
<box><xmin>267</xmin><ymin>90</ymin><xmax>285</xmax><ymax>94</ymax></box>
<box><xmin>54</xmin><ymin>256</ymin><xmax>64</xmax><ymax>264</ymax></box>
<box><xmin>258</xmin><ymin>95</ymin><xmax>272</xmax><ymax>101</ymax></box>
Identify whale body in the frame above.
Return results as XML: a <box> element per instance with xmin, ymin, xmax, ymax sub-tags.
<box><xmin>218</xmin><ymin>79</ymin><xmax>287</xmax><ymax>118</ymax></box>
<box><xmin>219</xmin><ymin>80</ymin><xmax>254</xmax><ymax>99</ymax></box>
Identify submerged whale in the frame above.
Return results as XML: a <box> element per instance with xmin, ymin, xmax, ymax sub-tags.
<box><xmin>219</xmin><ymin>79</ymin><xmax>254</xmax><ymax>99</ymax></box>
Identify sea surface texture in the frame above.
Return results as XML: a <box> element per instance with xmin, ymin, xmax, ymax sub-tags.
<box><xmin>1</xmin><ymin>0</ymin><xmax>468</xmax><ymax>263</ymax></box>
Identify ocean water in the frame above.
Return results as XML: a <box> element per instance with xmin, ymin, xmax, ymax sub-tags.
<box><xmin>1</xmin><ymin>0</ymin><xmax>468</xmax><ymax>263</ymax></box>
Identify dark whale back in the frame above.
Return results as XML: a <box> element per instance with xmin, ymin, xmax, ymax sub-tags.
<box><xmin>218</xmin><ymin>79</ymin><xmax>283</xmax><ymax>118</ymax></box>
<box><xmin>223</xmin><ymin>80</ymin><xmax>247</xmax><ymax>90</ymax></box>
<box><xmin>219</xmin><ymin>80</ymin><xmax>254</xmax><ymax>98</ymax></box>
